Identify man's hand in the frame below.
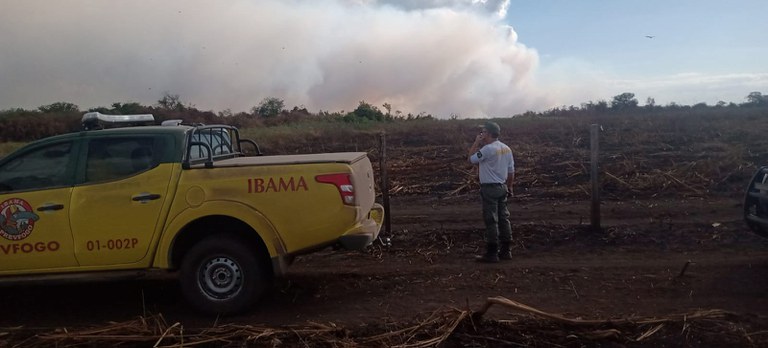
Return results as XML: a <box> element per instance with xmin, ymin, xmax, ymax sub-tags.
<box><xmin>506</xmin><ymin>187</ymin><xmax>514</xmax><ymax>198</ymax></box>
<box><xmin>468</xmin><ymin>133</ymin><xmax>485</xmax><ymax>158</ymax></box>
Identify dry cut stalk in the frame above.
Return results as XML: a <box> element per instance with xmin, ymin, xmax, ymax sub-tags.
<box><xmin>474</xmin><ymin>296</ymin><xmax>729</xmax><ymax>326</ymax></box>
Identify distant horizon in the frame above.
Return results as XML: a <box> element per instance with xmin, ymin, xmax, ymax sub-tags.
<box><xmin>4</xmin><ymin>89</ymin><xmax>764</xmax><ymax>118</ymax></box>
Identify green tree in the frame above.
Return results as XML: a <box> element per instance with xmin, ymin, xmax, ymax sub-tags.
<box><xmin>645</xmin><ymin>97</ymin><xmax>656</xmax><ymax>109</ymax></box>
<box><xmin>252</xmin><ymin>97</ymin><xmax>284</xmax><ymax>118</ymax></box>
<box><xmin>157</xmin><ymin>92</ymin><xmax>184</xmax><ymax>111</ymax></box>
<box><xmin>745</xmin><ymin>91</ymin><xmax>767</xmax><ymax>106</ymax></box>
<box><xmin>581</xmin><ymin>100</ymin><xmax>609</xmax><ymax>113</ymax></box>
<box><xmin>610</xmin><ymin>93</ymin><xmax>638</xmax><ymax>111</ymax></box>
<box><xmin>382</xmin><ymin>103</ymin><xmax>392</xmax><ymax>117</ymax></box>
<box><xmin>111</xmin><ymin>102</ymin><xmax>146</xmax><ymax>114</ymax></box>
<box><xmin>692</xmin><ymin>102</ymin><xmax>708</xmax><ymax>109</ymax></box>
<box><xmin>352</xmin><ymin>101</ymin><xmax>384</xmax><ymax>121</ymax></box>
<box><xmin>38</xmin><ymin>102</ymin><xmax>79</xmax><ymax>114</ymax></box>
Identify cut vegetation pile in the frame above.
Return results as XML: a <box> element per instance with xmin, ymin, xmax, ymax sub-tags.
<box><xmin>3</xmin><ymin>297</ymin><xmax>764</xmax><ymax>347</ymax></box>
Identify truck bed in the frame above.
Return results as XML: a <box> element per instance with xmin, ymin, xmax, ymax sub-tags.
<box><xmin>196</xmin><ymin>152</ymin><xmax>369</xmax><ymax>168</ymax></box>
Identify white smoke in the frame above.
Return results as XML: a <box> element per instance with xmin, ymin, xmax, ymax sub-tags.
<box><xmin>0</xmin><ymin>0</ymin><xmax>546</xmax><ymax>118</ymax></box>
<box><xmin>350</xmin><ymin>0</ymin><xmax>510</xmax><ymax>18</ymax></box>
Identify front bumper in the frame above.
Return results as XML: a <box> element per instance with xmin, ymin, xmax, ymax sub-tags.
<box><xmin>338</xmin><ymin>203</ymin><xmax>385</xmax><ymax>250</ymax></box>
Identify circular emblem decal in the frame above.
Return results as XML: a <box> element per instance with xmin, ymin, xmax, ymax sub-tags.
<box><xmin>0</xmin><ymin>198</ymin><xmax>40</xmax><ymax>241</ymax></box>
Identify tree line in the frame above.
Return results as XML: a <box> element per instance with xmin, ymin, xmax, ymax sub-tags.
<box><xmin>0</xmin><ymin>91</ymin><xmax>766</xmax><ymax>142</ymax></box>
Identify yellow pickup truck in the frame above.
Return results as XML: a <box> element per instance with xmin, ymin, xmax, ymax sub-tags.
<box><xmin>0</xmin><ymin>113</ymin><xmax>384</xmax><ymax>314</ymax></box>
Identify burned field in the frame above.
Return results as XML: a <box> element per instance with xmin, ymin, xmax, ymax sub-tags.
<box><xmin>2</xmin><ymin>111</ymin><xmax>768</xmax><ymax>347</ymax></box>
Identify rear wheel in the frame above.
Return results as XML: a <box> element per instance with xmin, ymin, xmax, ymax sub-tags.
<box><xmin>180</xmin><ymin>236</ymin><xmax>268</xmax><ymax>314</ymax></box>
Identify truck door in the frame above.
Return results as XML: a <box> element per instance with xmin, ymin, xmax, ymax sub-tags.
<box><xmin>0</xmin><ymin>141</ymin><xmax>78</xmax><ymax>272</ymax></box>
<box><xmin>70</xmin><ymin>136</ymin><xmax>174</xmax><ymax>266</ymax></box>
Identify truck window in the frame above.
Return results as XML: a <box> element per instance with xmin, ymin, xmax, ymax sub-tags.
<box><xmin>85</xmin><ymin>137</ymin><xmax>157</xmax><ymax>183</ymax></box>
<box><xmin>189</xmin><ymin>128</ymin><xmax>233</xmax><ymax>161</ymax></box>
<box><xmin>0</xmin><ymin>142</ymin><xmax>73</xmax><ymax>192</ymax></box>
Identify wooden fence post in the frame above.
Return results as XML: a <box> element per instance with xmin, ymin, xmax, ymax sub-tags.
<box><xmin>590</xmin><ymin>124</ymin><xmax>601</xmax><ymax>231</ymax></box>
<box><xmin>379</xmin><ymin>132</ymin><xmax>391</xmax><ymax>235</ymax></box>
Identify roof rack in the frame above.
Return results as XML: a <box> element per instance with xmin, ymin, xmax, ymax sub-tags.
<box><xmin>161</xmin><ymin>119</ymin><xmax>208</xmax><ymax>127</ymax></box>
<box><xmin>81</xmin><ymin>112</ymin><xmax>155</xmax><ymax>130</ymax></box>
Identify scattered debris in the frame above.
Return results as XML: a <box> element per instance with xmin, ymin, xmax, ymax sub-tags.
<box><xmin>2</xmin><ymin>297</ymin><xmax>764</xmax><ymax>347</ymax></box>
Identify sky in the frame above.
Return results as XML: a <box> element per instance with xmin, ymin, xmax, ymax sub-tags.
<box><xmin>0</xmin><ymin>0</ymin><xmax>766</xmax><ymax>118</ymax></box>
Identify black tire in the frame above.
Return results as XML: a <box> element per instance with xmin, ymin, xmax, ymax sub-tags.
<box><xmin>180</xmin><ymin>236</ymin><xmax>268</xmax><ymax>314</ymax></box>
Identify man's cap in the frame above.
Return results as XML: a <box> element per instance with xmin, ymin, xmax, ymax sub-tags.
<box><xmin>479</xmin><ymin>121</ymin><xmax>501</xmax><ymax>137</ymax></box>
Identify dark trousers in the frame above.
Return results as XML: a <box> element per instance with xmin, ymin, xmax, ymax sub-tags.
<box><xmin>480</xmin><ymin>184</ymin><xmax>512</xmax><ymax>244</ymax></box>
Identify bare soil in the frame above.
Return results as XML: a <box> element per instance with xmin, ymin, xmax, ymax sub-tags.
<box><xmin>2</xmin><ymin>194</ymin><xmax>767</xmax><ymax>346</ymax></box>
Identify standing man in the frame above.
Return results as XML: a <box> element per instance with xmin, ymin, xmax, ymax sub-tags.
<box><xmin>468</xmin><ymin>121</ymin><xmax>515</xmax><ymax>263</ymax></box>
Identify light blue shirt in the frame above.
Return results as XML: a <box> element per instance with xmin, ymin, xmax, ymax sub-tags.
<box><xmin>469</xmin><ymin>140</ymin><xmax>515</xmax><ymax>184</ymax></box>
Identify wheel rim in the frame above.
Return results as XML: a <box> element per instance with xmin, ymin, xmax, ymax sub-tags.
<box><xmin>198</xmin><ymin>256</ymin><xmax>243</xmax><ymax>300</ymax></box>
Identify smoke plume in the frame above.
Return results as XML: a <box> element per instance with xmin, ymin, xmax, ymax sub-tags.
<box><xmin>0</xmin><ymin>0</ymin><xmax>548</xmax><ymax>118</ymax></box>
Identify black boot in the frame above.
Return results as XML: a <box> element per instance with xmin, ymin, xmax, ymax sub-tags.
<box><xmin>498</xmin><ymin>242</ymin><xmax>512</xmax><ymax>260</ymax></box>
<box><xmin>475</xmin><ymin>243</ymin><xmax>499</xmax><ymax>263</ymax></box>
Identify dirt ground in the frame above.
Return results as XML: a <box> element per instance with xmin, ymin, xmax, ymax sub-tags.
<box><xmin>2</xmin><ymin>193</ymin><xmax>767</xmax><ymax>346</ymax></box>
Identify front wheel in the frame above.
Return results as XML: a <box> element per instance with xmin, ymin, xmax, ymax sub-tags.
<box><xmin>180</xmin><ymin>236</ymin><xmax>268</xmax><ymax>314</ymax></box>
